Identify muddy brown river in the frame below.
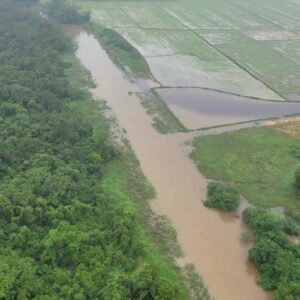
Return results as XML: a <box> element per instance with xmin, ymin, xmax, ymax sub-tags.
<box><xmin>69</xmin><ymin>27</ymin><xmax>272</xmax><ymax>300</ymax></box>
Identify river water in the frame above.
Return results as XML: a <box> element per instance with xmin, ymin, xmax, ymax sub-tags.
<box><xmin>68</xmin><ymin>27</ymin><xmax>272</xmax><ymax>300</ymax></box>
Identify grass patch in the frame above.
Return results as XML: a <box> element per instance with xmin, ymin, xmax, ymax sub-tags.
<box><xmin>137</xmin><ymin>90</ymin><xmax>187</xmax><ymax>134</ymax></box>
<box><xmin>85</xmin><ymin>23</ymin><xmax>153</xmax><ymax>79</ymax></box>
<box><xmin>191</xmin><ymin>125</ymin><xmax>300</xmax><ymax>216</ymax></box>
<box><xmin>181</xmin><ymin>264</ymin><xmax>211</xmax><ymax>300</ymax></box>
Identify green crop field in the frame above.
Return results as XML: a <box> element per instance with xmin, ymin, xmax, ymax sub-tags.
<box><xmin>114</xmin><ymin>28</ymin><xmax>224</xmax><ymax>60</ymax></box>
<box><xmin>76</xmin><ymin>0</ymin><xmax>300</xmax><ymax>101</ymax></box>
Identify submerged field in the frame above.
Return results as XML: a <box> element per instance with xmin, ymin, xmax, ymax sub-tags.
<box><xmin>77</xmin><ymin>0</ymin><xmax>300</xmax><ymax>101</ymax></box>
<box><xmin>192</xmin><ymin>118</ymin><xmax>300</xmax><ymax>216</ymax></box>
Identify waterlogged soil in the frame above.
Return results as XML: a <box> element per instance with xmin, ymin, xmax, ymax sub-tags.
<box><xmin>157</xmin><ymin>88</ymin><xmax>300</xmax><ymax>130</ymax></box>
<box><xmin>68</xmin><ymin>27</ymin><xmax>272</xmax><ymax>300</ymax></box>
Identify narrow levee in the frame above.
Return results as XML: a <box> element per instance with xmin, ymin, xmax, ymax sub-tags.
<box><xmin>71</xmin><ymin>28</ymin><xmax>272</xmax><ymax>300</ymax></box>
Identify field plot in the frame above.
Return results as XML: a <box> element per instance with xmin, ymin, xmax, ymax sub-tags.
<box><xmin>244</xmin><ymin>30</ymin><xmax>300</xmax><ymax>41</ymax></box>
<box><xmin>262</xmin><ymin>40</ymin><xmax>300</xmax><ymax>65</ymax></box>
<box><xmin>147</xmin><ymin>55</ymin><xmax>282</xmax><ymax>100</ymax></box>
<box><xmin>157</xmin><ymin>2</ymin><xmax>231</xmax><ymax>30</ymax></box>
<box><xmin>217</xmin><ymin>35</ymin><xmax>300</xmax><ymax>97</ymax></box>
<box><xmin>196</xmin><ymin>29</ymin><xmax>300</xmax><ymax>98</ymax></box>
<box><xmin>115</xmin><ymin>28</ymin><xmax>224</xmax><ymax>60</ymax></box>
<box><xmin>76</xmin><ymin>0</ymin><xmax>300</xmax><ymax>101</ymax></box>
<box><xmin>196</xmin><ymin>29</ymin><xmax>247</xmax><ymax>45</ymax></box>
<box><xmin>91</xmin><ymin>9</ymin><xmax>137</xmax><ymax>28</ymax></box>
<box><xmin>231</xmin><ymin>0</ymin><xmax>300</xmax><ymax>29</ymax></box>
<box><xmin>188</xmin><ymin>0</ymin><xmax>276</xmax><ymax>29</ymax></box>
<box><xmin>121</xmin><ymin>2</ymin><xmax>185</xmax><ymax>29</ymax></box>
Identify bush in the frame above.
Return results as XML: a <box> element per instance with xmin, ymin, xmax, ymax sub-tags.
<box><xmin>243</xmin><ymin>205</ymin><xmax>300</xmax><ymax>295</ymax></box>
<box><xmin>241</xmin><ymin>231</ymin><xmax>253</xmax><ymax>243</ymax></box>
<box><xmin>203</xmin><ymin>182</ymin><xmax>240</xmax><ymax>211</ymax></box>
<box><xmin>283</xmin><ymin>218</ymin><xmax>300</xmax><ymax>236</ymax></box>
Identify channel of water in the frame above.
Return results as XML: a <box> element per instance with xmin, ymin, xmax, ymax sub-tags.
<box><xmin>68</xmin><ymin>26</ymin><xmax>272</xmax><ymax>300</ymax></box>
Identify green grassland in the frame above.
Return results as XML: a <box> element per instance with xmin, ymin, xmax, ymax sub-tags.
<box><xmin>91</xmin><ymin>9</ymin><xmax>137</xmax><ymax>28</ymax></box>
<box><xmin>191</xmin><ymin>124</ymin><xmax>300</xmax><ymax>216</ymax></box>
<box><xmin>121</xmin><ymin>2</ymin><xmax>185</xmax><ymax>29</ymax></box>
<box><xmin>215</xmin><ymin>33</ymin><xmax>300</xmax><ymax>97</ymax></box>
<box><xmin>181</xmin><ymin>0</ymin><xmax>276</xmax><ymax>29</ymax></box>
<box><xmin>231</xmin><ymin>0</ymin><xmax>300</xmax><ymax>29</ymax></box>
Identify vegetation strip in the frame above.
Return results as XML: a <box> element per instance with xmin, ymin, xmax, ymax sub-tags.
<box><xmin>137</xmin><ymin>90</ymin><xmax>187</xmax><ymax>134</ymax></box>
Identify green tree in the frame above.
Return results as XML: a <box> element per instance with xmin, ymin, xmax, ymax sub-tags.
<box><xmin>204</xmin><ymin>182</ymin><xmax>240</xmax><ymax>211</ymax></box>
<box><xmin>42</xmin><ymin>221</ymin><xmax>88</xmax><ymax>267</ymax></box>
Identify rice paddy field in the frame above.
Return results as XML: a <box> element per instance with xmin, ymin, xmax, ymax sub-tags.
<box><xmin>77</xmin><ymin>0</ymin><xmax>300</xmax><ymax>101</ymax></box>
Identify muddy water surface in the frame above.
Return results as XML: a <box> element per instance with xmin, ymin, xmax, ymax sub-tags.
<box><xmin>157</xmin><ymin>88</ymin><xmax>300</xmax><ymax>130</ymax></box>
<box><xmin>70</xmin><ymin>28</ymin><xmax>272</xmax><ymax>300</ymax></box>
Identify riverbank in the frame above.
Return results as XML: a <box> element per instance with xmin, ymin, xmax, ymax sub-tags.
<box><xmin>73</xmin><ymin>27</ymin><xmax>272</xmax><ymax>300</ymax></box>
<box><xmin>65</xmin><ymin>34</ymin><xmax>210</xmax><ymax>299</ymax></box>
<box><xmin>85</xmin><ymin>23</ymin><xmax>189</xmax><ymax>134</ymax></box>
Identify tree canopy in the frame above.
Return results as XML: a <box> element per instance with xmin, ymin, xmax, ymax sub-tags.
<box><xmin>0</xmin><ymin>1</ymin><xmax>188</xmax><ymax>298</ymax></box>
<box><xmin>204</xmin><ymin>182</ymin><xmax>240</xmax><ymax>211</ymax></box>
<box><xmin>243</xmin><ymin>207</ymin><xmax>300</xmax><ymax>298</ymax></box>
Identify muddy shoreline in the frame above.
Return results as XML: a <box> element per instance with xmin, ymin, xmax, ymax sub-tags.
<box><xmin>68</xmin><ymin>26</ymin><xmax>272</xmax><ymax>300</ymax></box>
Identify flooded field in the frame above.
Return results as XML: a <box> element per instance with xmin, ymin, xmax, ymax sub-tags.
<box><xmin>79</xmin><ymin>0</ymin><xmax>300</xmax><ymax>100</ymax></box>
<box><xmin>70</xmin><ymin>27</ymin><xmax>272</xmax><ymax>300</ymax></box>
<box><xmin>157</xmin><ymin>88</ymin><xmax>300</xmax><ymax>129</ymax></box>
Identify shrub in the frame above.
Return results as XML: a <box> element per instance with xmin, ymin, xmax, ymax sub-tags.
<box><xmin>241</xmin><ymin>231</ymin><xmax>253</xmax><ymax>243</ymax></box>
<box><xmin>204</xmin><ymin>182</ymin><xmax>240</xmax><ymax>212</ymax></box>
<box><xmin>283</xmin><ymin>218</ymin><xmax>300</xmax><ymax>236</ymax></box>
<box><xmin>243</xmin><ymin>206</ymin><xmax>300</xmax><ymax>295</ymax></box>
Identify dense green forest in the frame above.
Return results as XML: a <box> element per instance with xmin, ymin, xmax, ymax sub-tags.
<box><xmin>0</xmin><ymin>1</ymin><xmax>194</xmax><ymax>298</ymax></box>
<box><xmin>243</xmin><ymin>208</ymin><xmax>300</xmax><ymax>299</ymax></box>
